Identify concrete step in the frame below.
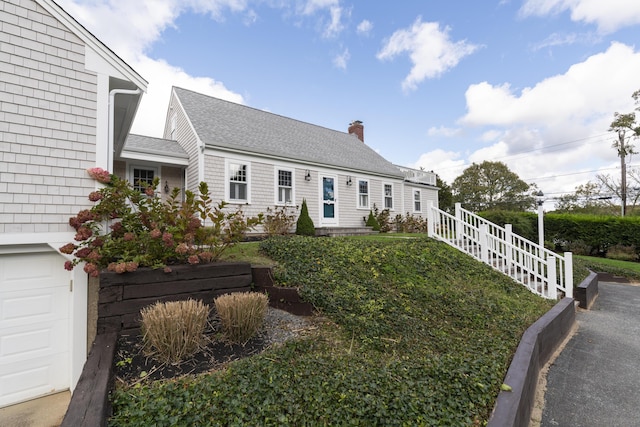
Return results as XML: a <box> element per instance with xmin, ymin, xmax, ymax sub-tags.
<box><xmin>315</xmin><ymin>227</ymin><xmax>377</xmax><ymax>237</ymax></box>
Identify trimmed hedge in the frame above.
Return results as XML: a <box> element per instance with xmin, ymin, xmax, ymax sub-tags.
<box><xmin>479</xmin><ymin>211</ymin><xmax>640</xmax><ymax>257</ymax></box>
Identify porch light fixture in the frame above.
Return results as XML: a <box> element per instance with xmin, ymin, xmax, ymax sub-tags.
<box><xmin>346</xmin><ymin>176</ymin><xmax>352</xmax><ymax>186</ymax></box>
<box><xmin>305</xmin><ymin>170</ymin><xmax>311</xmax><ymax>181</ymax></box>
<box><xmin>164</xmin><ymin>180</ymin><xmax>170</xmax><ymax>193</ymax></box>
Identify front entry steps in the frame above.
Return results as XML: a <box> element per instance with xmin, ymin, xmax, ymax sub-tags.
<box><xmin>315</xmin><ymin>227</ymin><xmax>377</xmax><ymax>237</ymax></box>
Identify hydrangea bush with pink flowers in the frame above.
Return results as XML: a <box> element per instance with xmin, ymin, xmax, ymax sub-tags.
<box><xmin>61</xmin><ymin>168</ymin><xmax>263</xmax><ymax>276</ymax></box>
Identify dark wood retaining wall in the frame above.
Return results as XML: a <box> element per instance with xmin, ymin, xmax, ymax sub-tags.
<box><xmin>61</xmin><ymin>333</ymin><xmax>117</xmax><ymax>427</ymax></box>
<box><xmin>487</xmin><ymin>297</ymin><xmax>576</xmax><ymax>427</ymax></box>
<box><xmin>251</xmin><ymin>266</ymin><xmax>314</xmax><ymax>316</ymax></box>
<box><xmin>575</xmin><ymin>271</ymin><xmax>598</xmax><ymax>309</ymax></box>
<box><xmin>63</xmin><ymin>262</ymin><xmax>255</xmax><ymax>427</ymax></box>
<box><xmin>98</xmin><ymin>262</ymin><xmax>252</xmax><ymax>334</ymax></box>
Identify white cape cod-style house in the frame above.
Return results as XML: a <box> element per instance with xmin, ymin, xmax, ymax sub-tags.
<box><xmin>126</xmin><ymin>86</ymin><xmax>439</xmax><ymax>231</ymax></box>
<box><xmin>0</xmin><ymin>0</ymin><xmax>438</xmax><ymax>409</ymax></box>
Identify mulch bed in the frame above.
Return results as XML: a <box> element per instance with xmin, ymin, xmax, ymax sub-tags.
<box><xmin>113</xmin><ymin>308</ymin><xmax>316</xmax><ymax>385</ymax></box>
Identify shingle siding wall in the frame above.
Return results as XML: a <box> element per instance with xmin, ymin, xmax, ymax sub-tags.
<box><xmin>402</xmin><ymin>183</ymin><xmax>438</xmax><ymax>219</ymax></box>
<box><xmin>0</xmin><ymin>0</ymin><xmax>98</xmax><ymax>233</ymax></box>
<box><xmin>166</xmin><ymin>94</ymin><xmax>200</xmax><ymax>193</ymax></box>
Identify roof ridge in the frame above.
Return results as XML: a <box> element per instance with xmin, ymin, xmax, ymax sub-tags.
<box><xmin>172</xmin><ymin>86</ymin><xmax>354</xmax><ymax>139</ymax></box>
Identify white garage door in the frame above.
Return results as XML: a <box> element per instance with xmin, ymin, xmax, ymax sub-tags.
<box><xmin>0</xmin><ymin>251</ymin><xmax>71</xmax><ymax>407</ymax></box>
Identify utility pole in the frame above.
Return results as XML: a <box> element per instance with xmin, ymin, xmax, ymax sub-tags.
<box><xmin>618</xmin><ymin>130</ymin><xmax>628</xmax><ymax>217</ymax></box>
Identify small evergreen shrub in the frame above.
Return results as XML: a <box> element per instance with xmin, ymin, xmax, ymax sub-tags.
<box><xmin>140</xmin><ymin>299</ymin><xmax>209</xmax><ymax>364</ymax></box>
<box><xmin>365</xmin><ymin>210</ymin><xmax>380</xmax><ymax>231</ymax></box>
<box><xmin>214</xmin><ymin>292</ymin><xmax>269</xmax><ymax>344</ymax></box>
<box><xmin>296</xmin><ymin>199</ymin><xmax>316</xmax><ymax>236</ymax></box>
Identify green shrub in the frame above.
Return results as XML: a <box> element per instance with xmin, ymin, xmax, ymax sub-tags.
<box><xmin>59</xmin><ymin>168</ymin><xmax>263</xmax><ymax>276</ymax></box>
<box><xmin>365</xmin><ymin>210</ymin><xmax>380</xmax><ymax>231</ymax></box>
<box><xmin>479</xmin><ymin>210</ymin><xmax>536</xmax><ymax>241</ymax></box>
<box><xmin>140</xmin><ymin>299</ymin><xmax>209</xmax><ymax>364</ymax></box>
<box><xmin>565</xmin><ymin>240</ymin><xmax>591</xmax><ymax>256</ymax></box>
<box><xmin>605</xmin><ymin>244</ymin><xmax>637</xmax><ymax>261</ymax></box>
<box><xmin>295</xmin><ymin>199</ymin><xmax>316</xmax><ymax>236</ymax></box>
<box><xmin>393</xmin><ymin>212</ymin><xmax>428</xmax><ymax>233</ymax></box>
<box><xmin>214</xmin><ymin>292</ymin><xmax>269</xmax><ymax>344</ymax></box>
<box><xmin>372</xmin><ymin>204</ymin><xmax>392</xmax><ymax>232</ymax></box>
<box><xmin>263</xmin><ymin>205</ymin><xmax>298</xmax><ymax>236</ymax></box>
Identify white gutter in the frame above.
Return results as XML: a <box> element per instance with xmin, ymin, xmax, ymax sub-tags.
<box><xmin>108</xmin><ymin>88</ymin><xmax>142</xmax><ymax>169</ymax></box>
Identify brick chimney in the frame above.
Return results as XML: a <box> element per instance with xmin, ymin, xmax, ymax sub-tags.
<box><xmin>348</xmin><ymin>120</ymin><xmax>364</xmax><ymax>142</ymax></box>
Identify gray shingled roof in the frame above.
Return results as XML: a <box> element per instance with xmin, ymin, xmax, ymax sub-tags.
<box><xmin>173</xmin><ymin>87</ymin><xmax>404</xmax><ymax>178</ymax></box>
<box><xmin>124</xmin><ymin>134</ymin><xmax>188</xmax><ymax>158</ymax></box>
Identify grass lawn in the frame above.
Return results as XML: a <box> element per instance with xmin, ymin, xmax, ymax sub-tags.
<box><xmin>110</xmin><ymin>236</ymin><xmax>555</xmax><ymax>426</ymax></box>
<box><xmin>574</xmin><ymin>255</ymin><xmax>640</xmax><ymax>281</ymax></box>
<box><xmin>219</xmin><ymin>241</ymin><xmax>275</xmax><ymax>266</ymax></box>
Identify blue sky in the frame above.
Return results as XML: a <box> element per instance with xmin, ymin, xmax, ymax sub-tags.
<box><xmin>60</xmin><ymin>0</ymin><xmax>640</xmax><ymax>208</ymax></box>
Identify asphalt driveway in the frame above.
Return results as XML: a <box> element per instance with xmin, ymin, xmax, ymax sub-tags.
<box><xmin>541</xmin><ymin>281</ymin><xmax>640</xmax><ymax>427</ymax></box>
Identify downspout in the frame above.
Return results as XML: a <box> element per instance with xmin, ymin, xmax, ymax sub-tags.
<box><xmin>108</xmin><ymin>88</ymin><xmax>142</xmax><ymax>170</ymax></box>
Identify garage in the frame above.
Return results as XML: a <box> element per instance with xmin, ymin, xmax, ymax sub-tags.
<box><xmin>0</xmin><ymin>251</ymin><xmax>71</xmax><ymax>408</ymax></box>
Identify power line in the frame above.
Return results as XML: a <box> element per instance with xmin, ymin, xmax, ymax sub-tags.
<box><xmin>524</xmin><ymin>163</ymin><xmax>640</xmax><ymax>183</ymax></box>
<box><xmin>435</xmin><ymin>132</ymin><xmax>611</xmax><ymax>172</ymax></box>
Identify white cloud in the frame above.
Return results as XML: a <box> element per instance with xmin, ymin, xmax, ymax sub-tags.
<box><xmin>520</xmin><ymin>0</ymin><xmax>640</xmax><ymax>33</ymax></box>
<box><xmin>427</xmin><ymin>126</ymin><xmax>461</xmax><ymax>137</ymax></box>
<box><xmin>298</xmin><ymin>0</ymin><xmax>345</xmax><ymax>38</ymax></box>
<box><xmin>333</xmin><ymin>47</ymin><xmax>350</xmax><ymax>69</ymax></box>
<box><xmin>376</xmin><ymin>17</ymin><xmax>480</xmax><ymax>91</ymax></box>
<box><xmin>461</xmin><ymin>42</ymin><xmax>640</xmax><ymax>129</ymax></box>
<box><xmin>423</xmin><ymin>43</ymin><xmax>640</xmax><ymax>197</ymax></box>
<box><xmin>243</xmin><ymin>9</ymin><xmax>258</xmax><ymax>26</ymax></box>
<box><xmin>323</xmin><ymin>5</ymin><xmax>345</xmax><ymax>38</ymax></box>
<box><xmin>357</xmin><ymin>19</ymin><xmax>373</xmax><ymax>36</ymax></box>
<box><xmin>56</xmin><ymin>0</ymin><xmax>349</xmax><ymax>137</ymax></box>
<box><xmin>130</xmin><ymin>57</ymin><xmax>243</xmax><ymax>137</ymax></box>
<box><xmin>530</xmin><ymin>31</ymin><xmax>601</xmax><ymax>50</ymax></box>
<box><xmin>480</xmin><ymin>129</ymin><xmax>503</xmax><ymax>142</ymax></box>
<box><xmin>410</xmin><ymin>149</ymin><xmax>465</xmax><ymax>183</ymax></box>
<box><xmin>58</xmin><ymin>0</ymin><xmax>249</xmax><ymax>58</ymax></box>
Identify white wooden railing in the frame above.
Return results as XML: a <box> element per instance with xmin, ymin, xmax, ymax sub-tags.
<box><xmin>426</xmin><ymin>202</ymin><xmax>573</xmax><ymax>299</ymax></box>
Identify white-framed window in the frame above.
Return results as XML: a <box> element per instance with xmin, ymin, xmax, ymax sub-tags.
<box><xmin>413</xmin><ymin>189</ymin><xmax>422</xmax><ymax>212</ymax></box>
<box><xmin>383</xmin><ymin>183</ymin><xmax>393</xmax><ymax>209</ymax></box>
<box><xmin>228</xmin><ymin>161</ymin><xmax>249</xmax><ymax>202</ymax></box>
<box><xmin>358</xmin><ymin>179</ymin><xmax>369</xmax><ymax>209</ymax></box>
<box><xmin>131</xmin><ymin>167</ymin><xmax>156</xmax><ymax>193</ymax></box>
<box><xmin>277</xmin><ymin>169</ymin><xmax>293</xmax><ymax>204</ymax></box>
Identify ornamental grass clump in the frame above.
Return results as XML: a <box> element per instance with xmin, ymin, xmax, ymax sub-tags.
<box><xmin>140</xmin><ymin>299</ymin><xmax>209</xmax><ymax>364</ymax></box>
<box><xmin>214</xmin><ymin>292</ymin><xmax>269</xmax><ymax>344</ymax></box>
<box><xmin>60</xmin><ymin>167</ymin><xmax>262</xmax><ymax>276</ymax></box>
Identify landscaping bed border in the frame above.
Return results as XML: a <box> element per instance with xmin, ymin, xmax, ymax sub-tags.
<box><xmin>488</xmin><ymin>271</ymin><xmax>602</xmax><ymax>427</ymax></box>
<box><xmin>63</xmin><ymin>266</ymin><xmax>600</xmax><ymax>427</ymax></box>
<box><xmin>61</xmin><ymin>263</ymin><xmax>309</xmax><ymax>426</ymax></box>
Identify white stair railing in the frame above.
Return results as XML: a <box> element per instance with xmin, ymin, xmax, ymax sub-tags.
<box><xmin>427</xmin><ymin>202</ymin><xmax>573</xmax><ymax>299</ymax></box>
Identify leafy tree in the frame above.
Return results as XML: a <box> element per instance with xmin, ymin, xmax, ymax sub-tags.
<box><xmin>554</xmin><ymin>181</ymin><xmax>616</xmax><ymax>214</ymax></box>
<box><xmin>436</xmin><ymin>175</ymin><xmax>453</xmax><ymax>212</ymax></box>
<box><xmin>609</xmin><ymin>89</ymin><xmax>640</xmax><ymax>216</ymax></box>
<box><xmin>451</xmin><ymin>161</ymin><xmax>535</xmax><ymax>212</ymax></box>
